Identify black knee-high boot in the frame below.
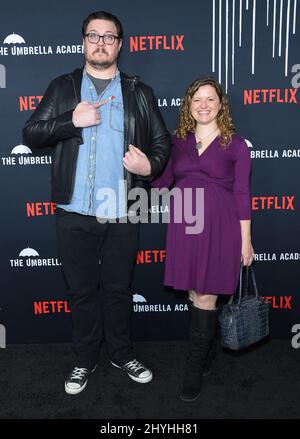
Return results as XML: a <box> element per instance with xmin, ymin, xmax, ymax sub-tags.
<box><xmin>186</xmin><ymin>300</ymin><xmax>218</xmax><ymax>377</ymax></box>
<box><xmin>180</xmin><ymin>306</ymin><xmax>218</xmax><ymax>402</ymax></box>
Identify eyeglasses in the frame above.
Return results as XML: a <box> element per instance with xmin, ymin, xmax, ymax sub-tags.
<box><xmin>85</xmin><ymin>33</ymin><xmax>120</xmax><ymax>45</ymax></box>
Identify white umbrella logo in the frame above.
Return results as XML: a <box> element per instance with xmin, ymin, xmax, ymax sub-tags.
<box><xmin>245</xmin><ymin>139</ymin><xmax>253</xmax><ymax>148</ymax></box>
<box><xmin>3</xmin><ymin>33</ymin><xmax>26</xmax><ymax>44</ymax></box>
<box><xmin>133</xmin><ymin>294</ymin><xmax>147</xmax><ymax>303</ymax></box>
<box><xmin>19</xmin><ymin>247</ymin><xmax>39</xmax><ymax>257</ymax></box>
<box><xmin>11</xmin><ymin>144</ymin><xmax>32</xmax><ymax>155</ymax></box>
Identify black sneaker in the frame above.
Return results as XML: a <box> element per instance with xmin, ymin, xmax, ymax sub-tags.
<box><xmin>65</xmin><ymin>364</ymin><xmax>97</xmax><ymax>395</ymax></box>
<box><xmin>111</xmin><ymin>359</ymin><xmax>153</xmax><ymax>383</ymax></box>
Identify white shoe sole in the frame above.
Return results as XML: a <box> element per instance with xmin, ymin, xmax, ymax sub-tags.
<box><xmin>65</xmin><ymin>380</ymin><xmax>88</xmax><ymax>395</ymax></box>
<box><xmin>65</xmin><ymin>364</ymin><xmax>97</xmax><ymax>395</ymax></box>
<box><xmin>111</xmin><ymin>361</ymin><xmax>153</xmax><ymax>383</ymax></box>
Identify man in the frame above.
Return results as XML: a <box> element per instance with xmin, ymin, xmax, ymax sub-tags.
<box><xmin>23</xmin><ymin>10</ymin><xmax>170</xmax><ymax>395</ymax></box>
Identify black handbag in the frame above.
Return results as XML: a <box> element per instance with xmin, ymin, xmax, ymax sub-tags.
<box><xmin>219</xmin><ymin>265</ymin><xmax>271</xmax><ymax>350</ymax></box>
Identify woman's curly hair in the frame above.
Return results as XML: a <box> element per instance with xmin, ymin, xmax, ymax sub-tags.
<box><xmin>176</xmin><ymin>76</ymin><xmax>235</xmax><ymax>147</ymax></box>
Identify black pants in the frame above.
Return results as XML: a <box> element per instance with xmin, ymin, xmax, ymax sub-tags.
<box><xmin>56</xmin><ymin>208</ymin><xmax>140</xmax><ymax>369</ymax></box>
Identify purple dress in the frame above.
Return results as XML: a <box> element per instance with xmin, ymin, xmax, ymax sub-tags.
<box><xmin>151</xmin><ymin>132</ymin><xmax>251</xmax><ymax>295</ymax></box>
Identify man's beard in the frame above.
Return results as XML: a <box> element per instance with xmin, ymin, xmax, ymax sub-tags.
<box><xmin>88</xmin><ymin>58</ymin><xmax>116</xmax><ymax>70</ymax></box>
<box><xmin>86</xmin><ymin>48</ymin><xmax>117</xmax><ymax>70</ymax></box>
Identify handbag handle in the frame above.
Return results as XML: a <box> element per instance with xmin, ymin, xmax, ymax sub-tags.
<box><xmin>229</xmin><ymin>265</ymin><xmax>259</xmax><ymax>305</ymax></box>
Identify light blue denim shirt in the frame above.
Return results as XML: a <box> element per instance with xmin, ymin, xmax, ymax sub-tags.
<box><xmin>58</xmin><ymin>69</ymin><xmax>126</xmax><ymax>218</ymax></box>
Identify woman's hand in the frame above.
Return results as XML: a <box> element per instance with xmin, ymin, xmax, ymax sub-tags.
<box><xmin>241</xmin><ymin>240</ymin><xmax>255</xmax><ymax>266</ymax></box>
<box><xmin>240</xmin><ymin>220</ymin><xmax>254</xmax><ymax>266</ymax></box>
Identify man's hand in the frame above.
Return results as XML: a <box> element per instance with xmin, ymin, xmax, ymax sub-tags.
<box><xmin>123</xmin><ymin>144</ymin><xmax>151</xmax><ymax>176</ymax></box>
<box><xmin>72</xmin><ymin>100</ymin><xmax>107</xmax><ymax>128</ymax></box>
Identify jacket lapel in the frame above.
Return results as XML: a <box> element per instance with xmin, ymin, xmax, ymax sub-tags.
<box><xmin>121</xmin><ymin>71</ymin><xmax>140</xmax><ymax>198</ymax></box>
<box><xmin>69</xmin><ymin>67</ymin><xmax>84</xmax><ymax>105</ymax></box>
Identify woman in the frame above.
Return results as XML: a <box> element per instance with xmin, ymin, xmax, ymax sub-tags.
<box><xmin>151</xmin><ymin>77</ymin><xmax>254</xmax><ymax>402</ymax></box>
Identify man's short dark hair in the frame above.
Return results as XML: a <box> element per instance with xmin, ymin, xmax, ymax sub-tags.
<box><xmin>82</xmin><ymin>11</ymin><xmax>123</xmax><ymax>39</ymax></box>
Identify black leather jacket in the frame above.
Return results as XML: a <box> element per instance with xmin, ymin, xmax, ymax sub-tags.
<box><xmin>23</xmin><ymin>68</ymin><xmax>171</xmax><ymax>205</ymax></box>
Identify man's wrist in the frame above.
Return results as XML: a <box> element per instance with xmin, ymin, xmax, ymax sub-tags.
<box><xmin>72</xmin><ymin>111</ymin><xmax>78</xmax><ymax>128</ymax></box>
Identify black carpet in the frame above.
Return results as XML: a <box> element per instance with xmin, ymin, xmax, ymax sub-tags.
<box><xmin>0</xmin><ymin>339</ymin><xmax>299</xmax><ymax>419</ymax></box>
